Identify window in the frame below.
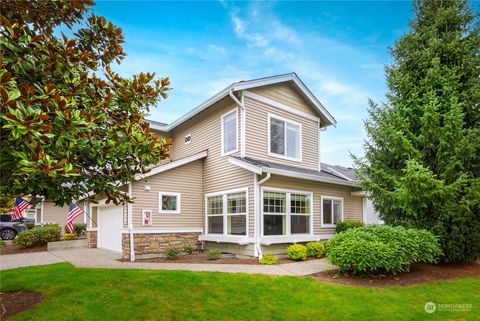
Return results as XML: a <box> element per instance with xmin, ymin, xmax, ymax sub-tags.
<box><xmin>221</xmin><ymin>109</ymin><xmax>238</xmax><ymax>155</ymax></box>
<box><xmin>262</xmin><ymin>189</ymin><xmax>312</xmax><ymax>236</ymax></box>
<box><xmin>158</xmin><ymin>192</ymin><xmax>181</xmax><ymax>214</ymax></box>
<box><xmin>206</xmin><ymin>189</ymin><xmax>247</xmax><ymax>236</ymax></box>
<box><xmin>322</xmin><ymin>196</ymin><xmax>343</xmax><ymax>227</ymax></box>
<box><xmin>269</xmin><ymin>115</ymin><xmax>301</xmax><ymax>161</ymax></box>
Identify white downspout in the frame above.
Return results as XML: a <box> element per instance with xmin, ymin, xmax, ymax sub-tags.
<box><xmin>229</xmin><ymin>90</ymin><xmax>245</xmax><ymax>158</ymax></box>
<box><xmin>255</xmin><ymin>172</ymin><xmax>271</xmax><ymax>259</ymax></box>
<box><xmin>128</xmin><ymin>183</ymin><xmax>135</xmax><ymax>262</ymax></box>
<box><xmin>40</xmin><ymin>200</ymin><xmax>44</xmax><ymax>226</ymax></box>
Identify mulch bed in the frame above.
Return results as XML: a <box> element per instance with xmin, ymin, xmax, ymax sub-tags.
<box><xmin>119</xmin><ymin>252</ymin><xmax>261</xmax><ymax>264</ymax></box>
<box><xmin>0</xmin><ymin>291</ymin><xmax>43</xmax><ymax>320</ymax></box>
<box><xmin>311</xmin><ymin>261</ymin><xmax>480</xmax><ymax>287</ymax></box>
<box><xmin>0</xmin><ymin>244</ymin><xmax>47</xmax><ymax>256</ymax></box>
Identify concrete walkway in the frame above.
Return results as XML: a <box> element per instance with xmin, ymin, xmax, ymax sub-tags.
<box><xmin>0</xmin><ymin>248</ymin><xmax>336</xmax><ymax>276</ymax></box>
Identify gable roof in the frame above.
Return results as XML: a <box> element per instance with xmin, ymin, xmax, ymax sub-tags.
<box><xmin>148</xmin><ymin>73</ymin><xmax>336</xmax><ymax>132</ymax></box>
<box><xmin>229</xmin><ymin>156</ymin><xmax>360</xmax><ymax>188</ymax></box>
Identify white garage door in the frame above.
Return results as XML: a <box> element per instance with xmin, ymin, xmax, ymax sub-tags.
<box><xmin>98</xmin><ymin>206</ymin><xmax>123</xmax><ymax>252</ymax></box>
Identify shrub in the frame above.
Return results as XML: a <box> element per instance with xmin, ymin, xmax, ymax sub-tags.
<box><xmin>306</xmin><ymin>241</ymin><xmax>326</xmax><ymax>258</ymax></box>
<box><xmin>286</xmin><ymin>244</ymin><xmax>307</xmax><ymax>261</ymax></box>
<box><xmin>73</xmin><ymin>223</ymin><xmax>87</xmax><ymax>237</ymax></box>
<box><xmin>259</xmin><ymin>253</ymin><xmax>278</xmax><ymax>265</ymax></box>
<box><xmin>25</xmin><ymin>222</ymin><xmax>35</xmax><ymax>229</ymax></box>
<box><xmin>13</xmin><ymin>224</ymin><xmax>61</xmax><ymax>247</ymax></box>
<box><xmin>165</xmin><ymin>247</ymin><xmax>180</xmax><ymax>259</ymax></box>
<box><xmin>63</xmin><ymin>233</ymin><xmax>76</xmax><ymax>240</ymax></box>
<box><xmin>336</xmin><ymin>220</ymin><xmax>364</xmax><ymax>233</ymax></box>
<box><xmin>0</xmin><ymin>240</ymin><xmax>5</xmax><ymax>248</ymax></box>
<box><xmin>182</xmin><ymin>243</ymin><xmax>195</xmax><ymax>254</ymax></box>
<box><xmin>326</xmin><ymin>225</ymin><xmax>442</xmax><ymax>274</ymax></box>
<box><xmin>207</xmin><ymin>249</ymin><xmax>222</xmax><ymax>260</ymax></box>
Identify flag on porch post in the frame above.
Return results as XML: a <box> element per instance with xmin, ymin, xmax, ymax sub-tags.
<box><xmin>12</xmin><ymin>197</ymin><xmax>30</xmax><ymax>221</ymax></box>
<box><xmin>66</xmin><ymin>203</ymin><xmax>83</xmax><ymax>234</ymax></box>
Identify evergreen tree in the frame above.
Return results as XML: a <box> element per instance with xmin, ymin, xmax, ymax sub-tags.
<box><xmin>355</xmin><ymin>0</ymin><xmax>480</xmax><ymax>262</ymax></box>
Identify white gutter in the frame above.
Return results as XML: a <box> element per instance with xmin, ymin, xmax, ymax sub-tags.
<box><xmin>229</xmin><ymin>90</ymin><xmax>246</xmax><ymax>158</ymax></box>
<box><xmin>264</xmin><ymin>168</ymin><xmax>361</xmax><ymax>188</ymax></box>
<box><xmin>128</xmin><ymin>183</ymin><xmax>135</xmax><ymax>262</ymax></box>
<box><xmin>255</xmin><ymin>172</ymin><xmax>271</xmax><ymax>259</ymax></box>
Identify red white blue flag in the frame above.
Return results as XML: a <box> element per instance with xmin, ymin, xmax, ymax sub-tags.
<box><xmin>12</xmin><ymin>197</ymin><xmax>29</xmax><ymax>221</ymax></box>
<box><xmin>66</xmin><ymin>203</ymin><xmax>83</xmax><ymax>234</ymax></box>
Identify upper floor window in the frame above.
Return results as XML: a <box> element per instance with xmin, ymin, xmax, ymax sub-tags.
<box><xmin>268</xmin><ymin>114</ymin><xmax>301</xmax><ymax>161</ymax></box>
<box><xmin>221</xmin><ymin>109</ymin><xmax>238</xmax><ymax>156</ymax></box>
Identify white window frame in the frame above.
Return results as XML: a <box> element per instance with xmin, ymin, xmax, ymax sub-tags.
<box><xmin>205</xmin><ymin>187</ymin><xmax>249</xmax><ymax>237</ymax></box>
<box><xmin>221</xmin><ymin>108</ymin><xmax>239</xmax><ymax>156</ymax></box>
<box><xmin>158</xmin><ymin>192</ymin><xmax>181</xmax><ymax>214</ymax></box>
<box><xmin>267</xmin><ymin>113</ymin><xmax>302</xmax><ymax>162</ymax></box>
<box><xmin>320</xmin><ymin>195</ymin><xmax>344</xmax><ymax>228</ymax></box>
<box><xmin>261</xmin><ymin>187</ymin><xmax>313</xmax><ymax>237</ymax></box>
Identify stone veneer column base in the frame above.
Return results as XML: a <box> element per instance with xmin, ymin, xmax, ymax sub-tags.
<box><xmin>86</xmin><ymin>230</ymin><xmax>97</xmax><ymax>248</ymax></box>
<box><xmin>122</xmin><ymin>232</ymin><xmax>201</xmax><ymax>259</ymax></box>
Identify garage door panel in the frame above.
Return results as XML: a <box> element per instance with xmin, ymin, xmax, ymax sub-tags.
<box><xmin>98</xmin><ymin>206</ymin><xmax>123</xmax><ymax>252</ymax></box>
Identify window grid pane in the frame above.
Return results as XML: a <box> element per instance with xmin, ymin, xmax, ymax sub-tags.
<box><xmin>263</xmin><ymin>214</ymin><xmax>286</xmax><ymax>235</ymax></box>
<box><xmin>207</xmin><ymin>196</ymin><xmax>223</xmax><ymax>215</ymax></box>
<box><xmin>291</xmin><ymin>215</ymin><xmax>310</xmax><ymax>234</ymax></box>
<box><xmin>227</xmin><ymin>192</ymin><xmax>246</xmax><ymax>214</ymax></box>
<box><xmin>270</xmin><ymin>118</ymin><xmax>285</xmax><ymax>155</ymax></box>
<box><xmin>333</xmin><ymin>200</ymin><xmax>342</xmax><ymax>224</ymax></box>
<box><xmin>286</xmin><ymin>123</ymin><xmax>300</xmax><ymax>159</ymax></box>
<box><xmin>227</xmin><ymin>215</ymin><xmax>246</xmax><ymax>235</ymax></box>
<box><xmin>208</xmin><ymin>216</ymin><xmax>223</xmax><ymax>234</ymax></box>
<box><xmin>263</xmin><ymin>192</ymin><xmax>286</xmax><ymax>214</ymax></box>
<box><xmin>323</xmin><ymin>199</ymin><xmax>332</xmax><ymax>224</ymax></box>
<box><xmin>290</xmin><ymin>194</ymin><xmax>310</xmax><ymax>214</ymax></box>
<box><xmin>162</xmin><ymin>195</ymin><xmax>177</xmax><ymax>211</ymax></box>
<box><xmin>223</xmin><ymin>111</ymin><xmax>237</xmax><ymax>153</ymax></box>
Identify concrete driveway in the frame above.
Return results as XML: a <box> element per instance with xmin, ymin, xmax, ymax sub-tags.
<box><xmin>0</xmin><ymin>248</ymin><xmax>336</xmax><ymax>276</ymax></box>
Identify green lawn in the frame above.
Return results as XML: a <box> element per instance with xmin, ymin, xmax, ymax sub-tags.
<box><xmin>0</xmin><ymin>263</ymin><xmax>478</xmax><ymax>321</ymax></box>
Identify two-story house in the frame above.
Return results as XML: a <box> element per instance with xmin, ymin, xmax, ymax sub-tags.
<box><xmin>35</xmin><ymin>73</ymin><xmax>367</xmax><ymax>260</ymax></box>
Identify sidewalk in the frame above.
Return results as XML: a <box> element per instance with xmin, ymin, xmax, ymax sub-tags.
<box><xmin>0</xmin><ymin>248</ymin><xmax>337</xmax><ymax>276</ymax></box>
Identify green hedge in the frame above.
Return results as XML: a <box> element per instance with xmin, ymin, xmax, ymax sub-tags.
<box><xmin>326</xmin><ymin>225</ymin><xmax>442</xmax><ymax>274</ymax></box>
<box><xmin>306</xmin><ymin>241</ymin><xmax>326</xmax><ymax>258</ymax></box>
<box><xmin>336</xmin><ymin>220</ymin><xmax>364</xmax><ymax>233</ymax></box>
<box><xmin>14</xmin><ymin>224</ymin><xmax>61</xmax><ymax>247</ymax></box>
<box><xmin>286</xmin><ymin>244</ymin><xmax>307</xmax><ymax>261</ymax></box>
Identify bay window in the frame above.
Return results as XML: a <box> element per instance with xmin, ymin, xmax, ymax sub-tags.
<box><xmin>262</xmin><ymin>189</ymin><xmax>312</xmax><ymax>236</ymax></box>
<box><xmin>321</xmin><ymin>196</ymin><xmax>343</xmax><ymax>227</ymax></box>
<box><xmin>221</xmin><ymin>109</ymin><xmax>238</xmax><ymax>155</ymax></box>
<box><xmin>206</xmin><ymin>189</ymin><xmax>247</xmax><ymax>236</ymax></box>
<box><xmin>269</xmin><ymin>115</ymin><xmax>301</xmax><ymax>161</ymax></box>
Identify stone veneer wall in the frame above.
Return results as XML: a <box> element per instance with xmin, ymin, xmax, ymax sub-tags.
<box><xmin>122</xmin><ymin>232</ymin><xmax>201</xmax><ymax>259</ymax></box>
<box><xmin>86</xmin><ymin>230</ymin><xmax>97</xmax><ymax>248</ymax></box>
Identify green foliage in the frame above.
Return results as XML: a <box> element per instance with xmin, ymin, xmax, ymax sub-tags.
<box><xmin>13</xmin><ymin>224</ymin><xmax>61</xmax><ymax>247</ymax></box>
<box><xmin>182</xmin><ymin>243</ymin><xmax>195</xmax><ymax>254</ymax></box>
<box><xmin>259</xmin><ymin>253</ymin><xmax>278</xmax><ymax>265</ymax></box>
<box><xmin>326</xmin><ymin>225</ymin><xmax>442</xmax><ymax>274</ymax></box>
<box><xmin>0</xmin><ymin>0</ymin><xmax>171</xmax><ymax>206</ymax></box>
<box><xmin>207</xmin><ymin>249</ymin><xmax>222</xmax><ymax>261</ymax></box>
<box><xmin>63</xmin><ymin>233</ymin><xmax>76</xmax><ymax>240</ymax></box>
<box><xmin>164</xmin><ymin>247</ymin><xmax>180</xmax><ymax>259</ymax></box>
<box><xmin>286</xmin><ymin>244</ymin><xmax>307</xmax><ymax>261</ymax></box>
<box><xmin>354</xmin><ymin>0</ymin><xmax>480</xmax><ymax>262</ymax></box>
<box><xmin>0</xmin><ymin>196</ymin><xmax>15</xmax><ymax>214</ymax></box>
<box><xmin>336</xmin><ymin>221</ymin><xmax>364</xmax><ymax>233</ymax></box>
<box><xmin>306</xmin><ymin>241</ymin><xmax>326</xmax><ymax>258</ymax></box>
<box><xmin>25</xmin><ymin>222</ymin><xmax>35</xmax><ymax>229</ymax></box>
<box><xmin>0</xmin><ymin>240</ymin><xmax>5</xmax><ymax>248</ymax></box>
<box><xmin>73</xmin><ymin>223</ymin><xmax>87</xmax><ymax>237</ymax></box>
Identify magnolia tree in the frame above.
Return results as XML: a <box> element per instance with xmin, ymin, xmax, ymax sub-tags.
<box><xmin>0</xmin><ymin>0</ymin><xmax>171</xmax><ymax>206</ymax></box>
<box><xmin>355</xmin><ymin>0</ymin><xmax>480</xmax><ymax>262</ymax></box>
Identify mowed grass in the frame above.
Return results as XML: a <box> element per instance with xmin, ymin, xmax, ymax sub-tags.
<box><xmin>0</xmin><ymin>263</ymin><xmax>478</xmax><ymax>321</ymax></box>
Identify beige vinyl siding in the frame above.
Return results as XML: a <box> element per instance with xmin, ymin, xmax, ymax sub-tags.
<box><xmin>250</xmin><ymin>83</ymin><xmax>316</xmax><ymax>115</ymax></box>
<box><xmin>131</xmin><ymin>160</ymin><xmax>203</xmax><ymax>228</ymax></box>
<box><xmin>245</xmin><ymin>95</ymin><xmax>319</xmax><ymax>170</ymax></box>
<box><xmin>41</xmin><ymin>200</ymin><xmax>85</xmax><ymax>231</ymax></box>
<box><xmin>262</xmin><ymin>175</ymin><xmax>363</xmax><ymax>235</ymax></box>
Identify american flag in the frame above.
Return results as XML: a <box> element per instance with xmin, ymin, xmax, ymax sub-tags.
<box><xmin>66</xmin><ymin>203</ymin><xmax>83</xmax><ymax>234</ymax></box>
<box><xmin>12</xmin><ymin>197</ymin><xmax>29</xmax><ymax>221</ymax></box>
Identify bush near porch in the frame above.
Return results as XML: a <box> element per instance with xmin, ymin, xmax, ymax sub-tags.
<box><xmin>326</xmin><ymin>225</ymin><xmax>442</xmax><ymax>274</ymax></box>
<box><xmin>13</xmin><ymin>224</ymin><xmax>61</xmax><ymax>248</ymax></box>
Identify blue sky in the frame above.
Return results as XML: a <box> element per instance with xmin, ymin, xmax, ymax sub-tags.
<box><xmin>91</xmin><ymin>0</ymin><xmax>415</xmax><ymax>167</ymax></box>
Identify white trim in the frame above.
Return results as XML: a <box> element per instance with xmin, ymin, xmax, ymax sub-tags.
<box><xmin>320</xmin><ymin>195</ymin><xmax>344</xmax><ymax>228</ymax></box>
<box><xmin>260</xmin><ymin>234</ymin><xmax>334</xmax><ymax>245</ymax></box>
<box><xmin>147</xmin><ymin>73</ymin><xmax>336</xmax><ymax>132</ymax></box>
<box><xmin>86</xmin><ymin>227</ymin><xmax>98</xmax><ymax>232</ymax></box>
<box><xmin>228</xmin><ymin>157</ymin><xmax>262</xmax><ymax>174</ymax></box>
<box><xmin>240</xmin><ymin>91</ymin><xmax>246</xmax><ymax>158</ymax></box>
<box><xmin>220</xmin><ymin>108</ymin><xmax>239</xmax><ymax>156</ymax></box>
<box><xmin>318</xmin><ymin>124</ymin><xmax>321</xmax><ymax>172</ymax></box>
<box><xmin>264</xmin><ymin>167</ymin><xmax>361</xmax><ymax>187</ymax></box>
<box><xmin>267</xmin><ymin>113</ymin><xmax>302</xmax><ymax>162</ymax></box>
<box><xmin>243</xmin><ymin>90</ymin><xmax>320</xmax><ymax>123</ymax></box>
<box><xmin>362</xmin><ymin>197</ymin><xmax>367</xmax><ymax>224</ymax></box>
<box><xmin>261</xmin><ymin>187</ymin><xmax>313</xmax><ymax>238</ymax></box>
<box><xmin>40</xmin><ymin>200</ymin><xmax>44</xmax><ymax>224</ymax></box>
<box><xmin>135</xmin><ymin>150</ymin><xmax>208</xmax><ymax>180</ymax></box>
<box><xmin>205</xmin><ymin>187</ymin><xmax>249</xmax><ymax>237</ymax></box>
<box><xmin>351</xmin><ymin>190</ymin><xmax>367</xmax><ymax>197</ymax></box>
<box><xmin>121</xmin><ymin>227</ymin><xmax>203</xmax><ymax>234</ymax></box>
<box><xmin>158</xmin><ymin>192</ymin><xmax>181</xmax><ymax>214</ymax></box>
